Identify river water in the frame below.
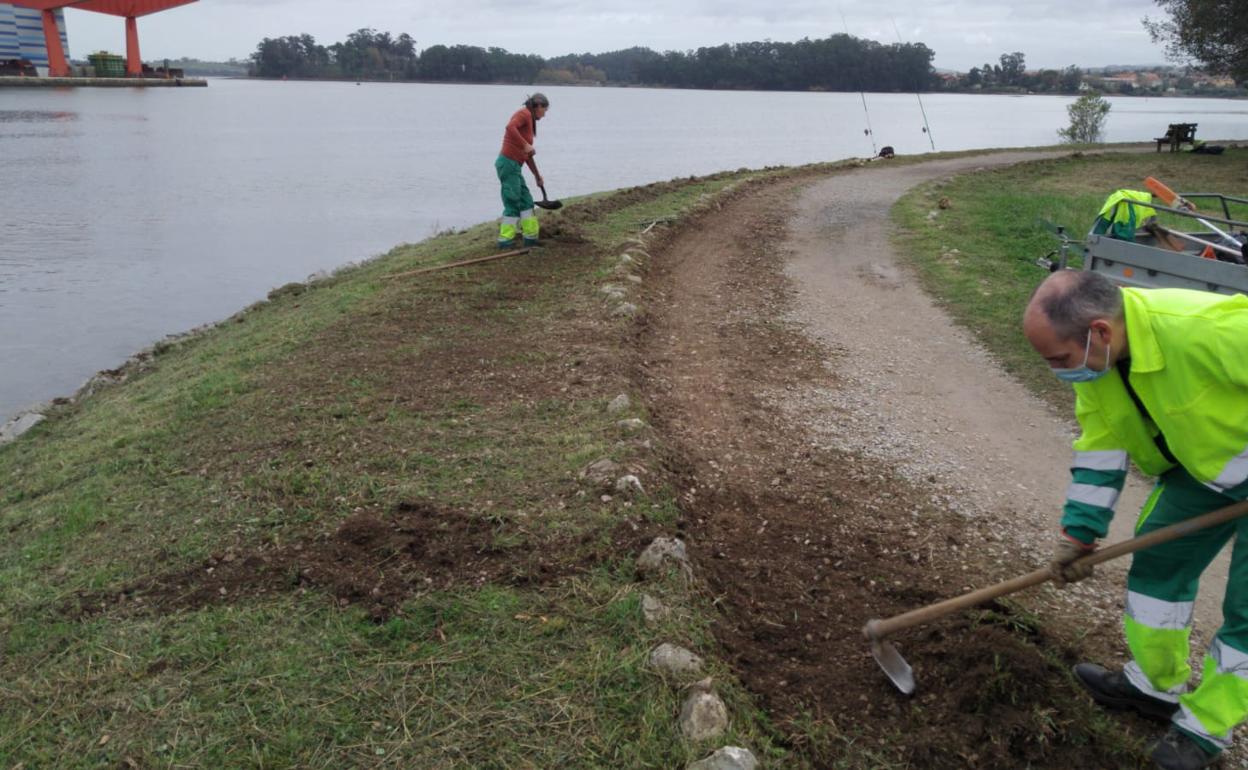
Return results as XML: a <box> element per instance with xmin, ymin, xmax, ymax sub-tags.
<box><xmin>2</xmin><ymin>79</ymin><xmax>1246</xmax><ymax>422</ymax></box>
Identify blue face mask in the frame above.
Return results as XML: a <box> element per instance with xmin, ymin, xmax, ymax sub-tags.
<box><xmin>1053</xmin><ymin>329</ymin><xmax>1112</xmax><ymax>383</ymax></box>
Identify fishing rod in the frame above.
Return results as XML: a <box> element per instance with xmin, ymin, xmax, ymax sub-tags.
<box><xmin>889</xmin><ymin>14</ymin><xmax>936</xmax><ymax>151</ymax></box>
<box><xmin>839</xmin><ymin>9</ymin><xmax>877</xmax><ymax>156</ymax></box>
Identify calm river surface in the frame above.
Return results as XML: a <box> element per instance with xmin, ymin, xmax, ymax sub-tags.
<box><xmin>2</xmin><ymin>79</ymin><xmax>1247</xmax><ymax>422</ymax></box>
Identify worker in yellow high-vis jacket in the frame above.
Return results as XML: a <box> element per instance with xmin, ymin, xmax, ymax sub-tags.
<box><xmin>1023</xmin><ymin>269</ymin><xmax>1248</xmax><ymax>770</ymax></box>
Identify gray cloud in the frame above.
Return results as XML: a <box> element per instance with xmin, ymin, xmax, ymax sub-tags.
<box><xmin>62</xmin><ymin>0</ymin><xmax>1171</xmax><ymax>70</ymax></box>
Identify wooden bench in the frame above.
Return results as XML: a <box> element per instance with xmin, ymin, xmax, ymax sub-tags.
<box><xmin>1155</xmin><ymin>122</ymin><xmax>1198</xmax><ymax>153</ymax></box>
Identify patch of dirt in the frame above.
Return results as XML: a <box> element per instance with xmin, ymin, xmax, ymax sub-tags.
<box><xmin>67</xmin><ymin>501</ymin><xmax>584</xmax><ymax>622</ymax></box>
<box><xmin>636</xmin><ymin>168</ymin><xmax>1148</xmax><ymax>767</ymax></box>
<box><xmin>58</xmin><ymin>171</ymin><xmax>776</xmax><ymax>624</ymax></box>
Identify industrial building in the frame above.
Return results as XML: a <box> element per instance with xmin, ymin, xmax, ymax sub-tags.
<box><xmin>0</xmin><ymin>3</ymin><xmax>68</xmax><ymax>75</ymax></box>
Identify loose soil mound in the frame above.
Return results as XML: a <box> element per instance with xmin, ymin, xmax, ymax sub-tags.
<box><xmin>67</xmin><ymin>501</ymin><xmax>586</xmax><ymax>621</ymax></box>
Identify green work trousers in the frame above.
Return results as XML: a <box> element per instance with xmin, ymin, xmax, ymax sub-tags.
<box><xmin>495</xmin><ymin>155</ymin><xmax>538</xmax><ymax>246</ymax></box>
<box><xmin>1122</xmin><ymin>466</ymin><xmax>1248</xmax><ymax>753</ymax></box>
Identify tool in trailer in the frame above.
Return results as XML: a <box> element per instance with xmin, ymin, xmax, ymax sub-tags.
<box><xmin>1146</xmin><ymin>176</ymin><xmax>1244</xmax><ymax>250</ymax></box>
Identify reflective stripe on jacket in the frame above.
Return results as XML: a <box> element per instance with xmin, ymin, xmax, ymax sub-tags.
<box><xmin>1061</xmin><ymin>287</ymin><xmax>1248</xmax><ymax>541</ymax></box>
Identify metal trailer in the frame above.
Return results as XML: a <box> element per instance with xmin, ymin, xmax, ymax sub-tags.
<box><xmin>1042</xmin><ymin>193</ymin><xmax>1248</xmax><ymax>296</ymax></box>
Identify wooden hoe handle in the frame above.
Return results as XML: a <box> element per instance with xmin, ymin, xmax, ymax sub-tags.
<box><xmin>865</xmin><ymin>499</ymin><xmax>1248</xmax><ymax>641</ymax></box>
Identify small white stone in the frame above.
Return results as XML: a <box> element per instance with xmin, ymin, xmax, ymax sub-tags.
<box><xmin>612</xmin><ymin>302</ymin><xmax>639</xmax><ymax>317</ymax></box>
<box><xmin>637</xmin><ymin>537</ymin><xmax>690</xmax><ymax>577</ymax></box>
<box><xmin>615</xmin><ymin>474</ymin><xmax>645</xmax><ymax>497</ymax></box>
<box><xmin>679</xmin><ymin>681</ymin><xmax>729</xmax><ymax>741</ymax></box>
<box><xmin>687</xmin><ymin>747</ymin><xmax>759</xmax><ymax>770</ymax></box>
<box><xmin>649</xmin><ymin>643</ymin><xmax>704</xmax><ymax>678</ymax></box>
<box><xmin>617</xmin><ymin>418</ymin><xmax>647</xmax><ymax>432</ymax></box>
<box><xmin>642</xmin><ymin>594</ymin><xmax>670</xmax><ymax>625</ymax></box>
<box><xmin>607</xmin><ymin>394</ymin><xmax>631</xmax><ymax>414</ymax></box>
<box><xmin>580</xmin><ymin>457</ymin><xmax>621</xmax><ymax>489</ymax></box>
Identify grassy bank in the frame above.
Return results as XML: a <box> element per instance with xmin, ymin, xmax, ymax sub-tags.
<box><xmin>0</xmin><ymin>171</ymin><xmax>807</xmax><ymax>768</ymax></box>
<box><xmin>891</xmin><ymin>147</ymin><xmax>1248</xmax><ymax>406</ymax></box>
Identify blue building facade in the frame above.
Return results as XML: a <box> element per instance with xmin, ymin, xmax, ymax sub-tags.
<box><xmin>0</xmin><ymin>4</ymin><xmax>69</xmax><ymax>71</ymax></box>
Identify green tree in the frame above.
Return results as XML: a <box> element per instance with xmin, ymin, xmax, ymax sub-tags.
<box><xmin>250</xmin><ymin>34</ymin><xmax>330</xmax><ymax>78</ymax></box>
<box><xmin>1144</xmin><ymin>0</ymin><xmax>1247</xmax><ymax>83</ymax></box>
<box><xmin>979</xmin><ymin>61</ymin><xmax>997</xmax><ymax>86</ymax></box>
<box><xmin>1057</xmin><ymin>92</ymin><xmax>1112</xmax><ymax>143</ymax></box>
<box><xmin>999</xmin><ymin>51</ymin><xmax>1026</xmax><ymax>86</ymax></box>
<box><xmin>1060</xmin><ymin>65</ymin><xmax>1084</xmax><ymax>93</ymax></box>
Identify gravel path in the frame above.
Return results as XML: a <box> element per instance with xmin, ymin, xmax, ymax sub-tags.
<box><xmin>780</xmin><ymin>151</ymin><xmax>1231</xmax><ymax>646</ymax></box>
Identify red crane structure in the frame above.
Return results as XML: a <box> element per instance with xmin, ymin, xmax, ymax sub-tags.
<box><xmin>8</xmin><ymin>0</ymin><xmax>197</xmax><ymax>77</ymax></box>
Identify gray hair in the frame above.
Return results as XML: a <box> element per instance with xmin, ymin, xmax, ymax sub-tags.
<box><xmin>1034</xmin><ymin>271</ymin><xmax>1123</xmax><ymax>341</ymax></box>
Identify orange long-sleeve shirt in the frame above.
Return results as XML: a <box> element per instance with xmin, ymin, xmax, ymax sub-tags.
<box><xmin>500</xmin><ymin>107</ymin><xmax>537</xmax><ymax>165</ymax></box>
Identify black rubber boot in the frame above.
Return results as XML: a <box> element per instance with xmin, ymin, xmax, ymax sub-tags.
<box><xmin>1151</xmin><ymin>726</ymin><xmax>1220</xmax><ymax>770</ymax></box>
<box><xmin>1073</xmin><ymin>663</ymin><xmax>1180</xmax><ymax>722</ymax></box>
<box><xmin>523</xmin><ymin>237</ymin><xmax>545</xmax><ymax>248</ymax></box>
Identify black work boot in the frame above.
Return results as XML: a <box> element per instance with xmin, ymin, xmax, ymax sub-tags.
<box><xmin>1073</xmin><ymin>663</ymin><xmax>1180</xmax><ymax>722</ymax></box>
<box><xmin>1151</xmin><ymin>726</ymin><xmax>1220</xmax><ymax>770</ymax></box>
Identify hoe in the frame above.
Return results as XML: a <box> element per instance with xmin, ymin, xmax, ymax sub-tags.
<box><xmin>865</xmin><ymin>499</ymin><xmax>1248</xmax><ymax>695</ymax></box>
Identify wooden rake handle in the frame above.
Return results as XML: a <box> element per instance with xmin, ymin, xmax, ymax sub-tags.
<box><xmin>865</xmin><ymin>499</ymin><xmax>1248</xmax><ymax>641</ymax></box>
<box><xmin>383</xmin><ymin>248</ymin><xmax>531</xmax><ymax>280</ymax></box>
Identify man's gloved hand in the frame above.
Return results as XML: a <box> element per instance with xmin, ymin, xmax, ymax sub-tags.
<box><xmin>1050</xmin><ymin>531</ymin><xmax>1097</xmax><ymax>585</ymax></box>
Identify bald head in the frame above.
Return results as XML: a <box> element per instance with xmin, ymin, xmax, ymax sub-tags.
<box><xmin>1026</xmin><ymin>270</ymin><xmax>1123</xmax><ymax>342</ymax></box>
<box><xmin>1024</xmin><ymin>271</ymin><xmax>1126</xmax><ymax>374</ymax></box>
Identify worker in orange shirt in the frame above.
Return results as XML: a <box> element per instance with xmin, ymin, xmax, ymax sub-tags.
<box><xmin>496</xmin><ymin>93</ymin><xmax>549</xmax><ymax>249</ymax></box>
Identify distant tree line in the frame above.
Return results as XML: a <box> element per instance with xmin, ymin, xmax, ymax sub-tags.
<box><xmin>249</xmin><ymin>30</ymin><xmax>936</xmax><ymax>92</ymax></box>
<box><xmin>543</xmin><ymin>37</ymin><xmax>936</xmax><ymax>91</ymax></box>
<box><xmin>941</xmin><ymin>52</ymin><xmax>1086</xmax><ymax>94</ymax></box>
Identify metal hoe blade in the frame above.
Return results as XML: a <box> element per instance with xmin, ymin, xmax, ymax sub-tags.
<box><xmin>865</xmin><ymin>620</ymin><xmax>915</xmax><ymax>695</ymax></box>
<box><xmin>870</xmin><ymin>638</ymin><xmax>915</xmax><ymax>695</ymax></box>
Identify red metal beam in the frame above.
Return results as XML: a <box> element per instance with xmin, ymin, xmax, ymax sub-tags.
<box><xmin>40</xmin><ymin>9</ymin><xmax>70</xmax><ymax>76</ymax></box>
<box><xmin>124</xmin><ymin>14</ymin><xmax>139</xmax><ymax>74</ymax></box>
<box><xmin>5</xmin><ymin>1</ymin><xmax>92</xmax><ymax>9</ymax></box>
<box><xmin>58</xmin><ymin>0</ymin><xmax>198</xmax><ymax>77</ymax></box>
<box><xmin>63</xmin><ymin>0</ymin><xmax>197</xmax><ymax>17</ymax></box>
<box><xmin>7</xmin><ymin>0</ymin><xmax>195</xmax><ymax>14</ymax></box>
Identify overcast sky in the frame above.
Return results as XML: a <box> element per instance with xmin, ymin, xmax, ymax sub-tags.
<box><xmin>62</xmin><ymin>0</ymin><xmax>1174</xmax><ymax>71</ymax></box>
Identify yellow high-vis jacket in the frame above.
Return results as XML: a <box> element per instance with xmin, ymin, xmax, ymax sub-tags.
<box><xmin>1061</xmin><ymin>287</ymin><xmax>1248</xmax><ymax>542</ymax></box>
